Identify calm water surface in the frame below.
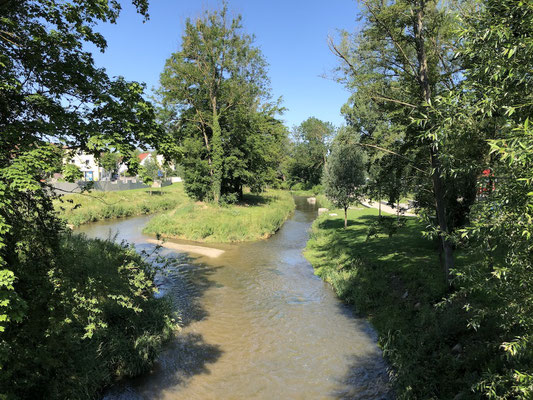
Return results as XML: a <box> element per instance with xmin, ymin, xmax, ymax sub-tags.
<box><xmin>78</xmin><ymin>197</ymin><xmax>391</xmax><ymax>399</ymax></box>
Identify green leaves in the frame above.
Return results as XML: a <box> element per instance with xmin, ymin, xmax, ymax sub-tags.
<box><xmin>158</xmin><ymin>3</ymin><xmax>284</xmax><ymax>202</ymax></box>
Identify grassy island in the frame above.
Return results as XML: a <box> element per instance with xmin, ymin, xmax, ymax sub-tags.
<box><xmin>144</xmin><ymin>189</ymin><xmax>295</xmax><ymax>243</ymax></box>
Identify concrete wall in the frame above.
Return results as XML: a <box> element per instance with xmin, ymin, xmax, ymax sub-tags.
<box><xmin>51</xmin><ymin>179</ymin><xmax>172</xmax><ymax>194</ymax></box>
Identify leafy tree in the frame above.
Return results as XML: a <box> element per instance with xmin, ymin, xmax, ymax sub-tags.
<box><xmin>139</xmin><ymin>158</ymin><xmax>159</xmax><ymax>195</ymax></box>
<box><xmin>443</xmin><ymin>1</ymin><xmax>533</xmax><ymax>397</ymax></box>
<box><xmin>287</xmin><ymin>117</ymin><xmax>335</xmax><ymax>188</ymax></box>
<box><xmin>126</xmin><ymin>152</ymin><xmax>141</xmax><ymax>177</ymax></box>
<box><xmin>158</xmin><ymin>3</ymin><xmax>284</xmax><ymax>203</ymax></box>
<box><xmin>323</xmin><ymin>130</ymin><xmax>366</xmax><ymax>228</ymax></box>
<box><xmin>62</xmin><ymin>164</ymin><xmax>83</xmax><ymax>183</ymax></box>
<box><xmin>331</xmin><ymin>0</ymin><xmax>476</xmax><ymax>281</ymax></box>
<box><xmin>0</xmin><ymin>0</ymin><xmax>168</xmax><ymax>397</ymax></box>
<box><xmin>99</xmin><ymin>152</ymin><xmax>121</xmax><ymax>175</ymax></box>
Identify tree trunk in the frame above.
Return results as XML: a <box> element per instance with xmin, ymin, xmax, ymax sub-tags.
<box><xmin>211</xmin><ymin>98</ymin><xmax>223</xmax><ymax>203</ymax></box>
<box><xmin>344</xmin><ymin>206</ymin><xmax>348</xmax><ymax>229</ymax></box>
<box><xmin>378</xmin><ymin>186</ymin><xmax>382</xmax><ymax>217</ymax></box>
<box><xmin>414</xmin><ymin>1</ymin><xmax>454</xmax><ymax>283</ymax></box>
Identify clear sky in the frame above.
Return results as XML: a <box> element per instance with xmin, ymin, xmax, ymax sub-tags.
<box><xmin>89</xmin><ymin>0</ymin><xmax>361</xmax><ymax>129</ymax></box>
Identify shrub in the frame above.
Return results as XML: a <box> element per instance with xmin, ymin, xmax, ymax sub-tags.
<box><xmin>0</xmin><ymin>233</ymin><xmax>177</xmax><ymax>399</ymax></box>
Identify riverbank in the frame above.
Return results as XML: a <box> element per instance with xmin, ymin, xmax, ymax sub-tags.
<box><xmin>304</xmin><ymin>207</ymin><xmax>478</xmax><ymax>398</ymax></box>
<box><xmin>144</xmin><ymin>189</ymin><xmax>295</xmax><ymax>242</ymax></box>
<box><xmin>55</xmin><ymin>183</ymin><xmax>187</xmax><ymax>226</ymax></box>
<box><xmin>2</xmin><ymin>233</ymin><xmax>176</xmax><ymax>399</ymax></box>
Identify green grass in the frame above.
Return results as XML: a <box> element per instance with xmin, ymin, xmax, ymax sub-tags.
<box><xmin>144</xmin><ymin>189</ymin><xmax>295</xmax><ymax>243</ymax></box>
<box><xmin>305</xmin><ymin>208</ymin><xmax>446</xmax><ymax>326</ymax></box>
<box><xmin>304</xmin><ymin>207</ymin><xmax>480</xmax><ymax>399</ymax></box>
<box><xmin>55</xmin><ymin>183</ymin><xmax>188</xmax><ymax>226</ymax></box>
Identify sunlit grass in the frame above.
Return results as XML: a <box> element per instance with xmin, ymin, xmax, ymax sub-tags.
<box><xmin>55</xmin><ymin>183</ymin><xmax>188</xmax><ymax>226</ymax></box>
<box><xmin>144</xmin><ymin>189</ymin><xmax>295</xmax><ymax>243</ymax></box>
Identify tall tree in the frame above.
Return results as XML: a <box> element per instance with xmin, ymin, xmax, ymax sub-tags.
<box><xmin>331</xmin><ymin>0</ymin><xmax>473</xmax><ymax>281</ymax></box>
<box><xmin>287</xmin><ymin>117</ymin><xmax>335</xmax><ymax>188</ymax></box>
<box><xmin>158</xmin><ymin>3</ymin><xmax>282</xmax><ymax>203</ymax></box>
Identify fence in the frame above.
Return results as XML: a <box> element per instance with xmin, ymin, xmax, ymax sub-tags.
<box><xmin>50</xmin><ymin>179</ymin><xmax>173</xmax><ymax>194</ymax></box>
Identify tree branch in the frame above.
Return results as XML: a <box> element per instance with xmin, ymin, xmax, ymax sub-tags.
<box><xmin>371</xmin><ymin>94</ymin><xmax>417</xmax><ymax>108</ymax></box>
<box><xmin>357</xmin><ymin>143</ymin><xmax>429</xmax><ymax>175</ymax></box>
<box><xmin>361</xmin><ymin>0</ymin><xmax>419</xmax><ymax>79</ymax></box>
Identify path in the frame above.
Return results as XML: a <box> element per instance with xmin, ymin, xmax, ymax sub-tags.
<box><xmin>360</xmin><ymin>199</ymin><xmax>417</xmax><ymax>217</ymax></box>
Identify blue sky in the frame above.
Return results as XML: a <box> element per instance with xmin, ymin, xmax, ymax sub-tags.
<box><xmin>90</xmin><ymin>0</ymin><xmax>361</xmax><ymax>129</ymax></box>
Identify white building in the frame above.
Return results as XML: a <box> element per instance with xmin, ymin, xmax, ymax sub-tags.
<box><xmin>66</xmin><ymin>150</ymin><xmax>104</xmax><ymax>181</ymax></box>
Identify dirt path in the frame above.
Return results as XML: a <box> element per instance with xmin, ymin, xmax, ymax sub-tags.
<box><xmin>360</xmin><ymin>200</ymin><xmax>417</xmax><ymax>217</ymax></box>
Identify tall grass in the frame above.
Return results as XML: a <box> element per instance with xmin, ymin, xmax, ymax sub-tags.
<box><xmin>144</xmin><ymin>190</ymin><xmax>295</xmax><ymax>242</ymax></box>
<box><xmin>55</xmin><ymin>183</ymin><xmax>188</xmax><ymax>226</ymax></box>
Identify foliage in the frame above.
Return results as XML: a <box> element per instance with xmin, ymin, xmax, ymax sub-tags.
<box><xmin>144</xmin><ymin>189</ymin><xmax>295</xmax><ymax>243</ymax></box>
<box><xmin>0</xmin><ymin>0</ymin><xmax>168</xmax><ymax>396</ymax></box>
<box><xmin>157</xmin><ymin>3</ymin><xmax>286</xmax><ymax>203</ymax></box>
<box><xmin>322</xmin><ymin>129</ymin><xmax>366</xmax><ymax>228</ymax></box>
<box><xmin>62</xmin><ymin>163</ymin><xmax>83</xmax><ymax>183</ymax></box>
<box><xmin>139</xmin><ymin>158</ymin><xmax>160</xmax><ymax>194</ymax></box>
<box><xmin>0</xmin><ymin>233</ymin><xmax>175</xmax><ymax>399</ymax></box>
<box><xmin>443</xmin><ymin>1</ymin><xmax>533</xmax><ymax>397</ymax></box>
<box><xmin>100</xmin><ymin>152</ymin><xmax>121</xmax><ymax>174</ymax></box>
<box><xmin>286</xmin><ymin>117</ymin><xmax>335</xmax><ymax>188</ymax></box>
<box><xmin>55</xmin><ymin>182</ymin><xmax>187</xmax><ymax>227</ymax></box>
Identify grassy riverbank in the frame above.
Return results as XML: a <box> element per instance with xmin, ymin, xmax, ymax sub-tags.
<box><xmin>55</xmin><ymin>183</ymin><xmax>187</xmax><ymax>226</ymax></box>
<box><xmin>2</xmin><ymin>233</ymin><xmax>176</xmax><ymax>399</ymax></box>
<box><xmin>144</xmin><ymin>190</ymin><xmax>295</xmax><ymax>242</ymax></box>
<box><xmin>304</xmin><ymin>207</ymin><xmax>488</xmax><ymax>399</ymax></box>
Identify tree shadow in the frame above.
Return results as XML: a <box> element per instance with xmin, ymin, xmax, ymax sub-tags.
<box><xmin>102</xmin><ymin>254</ymin><xmax>225</xmax><ymax>399</ymax></box>
<box><xmin>153</xmin><ymin>251</ymin><xmax>221</xmax><ymax>328</ymax></box>
<box><xmin>240</xmin><ymin>192</ymin><xmax>275</xmax><ymax>206</ymax></box>
<box><xmin>330</xmin><ymin>354</ymin><xmax>394</xmax><ymax>400</ymax></box>
<box><xmin>103</xmin><ymin>332</ymin><xmax>223</xmax><ymax>400</ymax></box>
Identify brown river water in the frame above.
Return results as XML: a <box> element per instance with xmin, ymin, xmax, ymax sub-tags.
<box><xmin>77</xmin><ymin>196</ymin><xmax>391</xmax><ymax>399</ymax></box>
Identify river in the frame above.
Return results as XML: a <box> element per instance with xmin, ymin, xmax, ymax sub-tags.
<box><xmin>77</xmin><ymin>196</ymin><xmax>391</xmax><ymax>399</ymax></box>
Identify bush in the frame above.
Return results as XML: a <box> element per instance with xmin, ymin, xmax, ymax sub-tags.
<box><xmin>1</xmin><ymin>233</ymin><xmax>177</xmax><ymax>399</ymax></box>
<box><xmin>310</xmin><ymin>184</ymin><xmax>323</xmax><ymax>195</ymax></box>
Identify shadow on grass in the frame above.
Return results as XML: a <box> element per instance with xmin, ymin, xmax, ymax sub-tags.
<box><xmin>313</xmin><ymin>214</ymin><xmax>443</xmax><ymax>302</ymax></box>
<box><xmin>240</xmin><ymin>192</ymin><xmax>276</xmax><ymax>206</ymax></box>
<box><xmin>331</xmin><ymin>353</ymin><xmax>393</xmax><ymax>400</ymax></box>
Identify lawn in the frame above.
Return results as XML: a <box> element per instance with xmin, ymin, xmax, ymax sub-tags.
<box><xmin>55</xmin><ymin>183</ymin><xmax>188</xmax><ymax>226</ymax></box>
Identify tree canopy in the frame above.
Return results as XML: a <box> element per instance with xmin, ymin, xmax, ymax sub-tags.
<box><xmin>323</xmin><ymin>129</ymin><xmax>366</xmax><ymax>228</ymax></box>
<box><xmin>286</xmin><ymin>117</ymin><xmax>335</xmax><ymax>188</ymax></box>
<box><xmin>0</xmin><ymin>1</ymin><xmax>170</xmax><ymax>397</ymax></box>
<box><xmin>157</xmin><ymin>3</ymin><xmax>286</xmax><ymax>203</ymax></box>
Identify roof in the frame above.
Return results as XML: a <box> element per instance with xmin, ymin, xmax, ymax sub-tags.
<box><xmin>138</xmin><ymin>152</ymin><xmax>150</xmax><ymax>162</ymax></box>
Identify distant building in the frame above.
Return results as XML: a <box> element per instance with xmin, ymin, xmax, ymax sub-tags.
<box><xmin>66</xmin><ymin>150</ymin><xmax>104</xmax><ymax>181</ymax></box>
<box><xmin>138</xmin><ymin>152</ymin><xmax>152</xmax><ymax>166</ymax></box>
<box><xmin>138</xmin><ymin>152</ymin><xmax>175</xmax><ymax>171</ymax></box>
